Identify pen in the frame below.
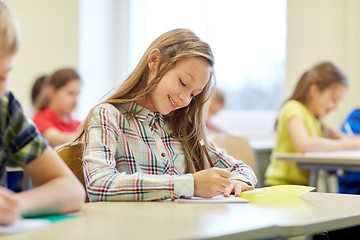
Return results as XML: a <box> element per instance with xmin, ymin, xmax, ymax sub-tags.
<box><xmin>345</xmin><ymin>122</ymin><xmax>354</xmax><ymax>137</ymax></box>
<box><xmin>199</xmin><ymin>139</ymin><xmax>214</xmax><ymax>167</ymax></box>
<box><xmin>228</xmin><ymin>165</ymin><xmax>237</xmax><ymax>172</ymax></box>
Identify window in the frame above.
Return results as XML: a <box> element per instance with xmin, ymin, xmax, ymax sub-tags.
<box><xmin>129</xmin><ymin>0</ymin><xmax>287</xmax><ymax>110</ymax></box>
<box><xmin>79</xmin><ymin>0</ymin><xmax>286</xmax><ymax>138</ymax></box>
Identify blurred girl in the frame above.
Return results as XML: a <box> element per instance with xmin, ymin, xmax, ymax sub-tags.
<box><xmin>33</xmin><ymin>68</ymin><xmax>81</xmax><ymax>146</ymax></box>
<box><xmin>265</xmin><ymin>62</ymin><xmax>360</xmax><ymax>186</ymax></box>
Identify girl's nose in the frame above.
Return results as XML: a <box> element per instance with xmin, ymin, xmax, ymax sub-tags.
<box><xmin>179</xmin><ymin>92</ymin><xmax>192</xmax><ymax>106</ymax></box>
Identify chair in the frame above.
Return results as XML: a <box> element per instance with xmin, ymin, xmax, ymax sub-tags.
<box><xmin>55</xmin><ymin>141</ymin><xmax>89</xmax><ymax>202</ymax></box>
<box><xmin>211</xmin><ymin>134</ymin><xmax>258</xmax><ymax>175</ymax></box>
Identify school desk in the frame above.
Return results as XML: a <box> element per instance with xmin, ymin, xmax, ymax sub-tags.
<box><xmin>2</xmin><ymin>192</ymin><xmax>360</xmax><ymax>240</ymax></box>
<box><xmin>275</xmin><ymin>151</ymin><xmax>360</xmax><ymax>190</ymax></box>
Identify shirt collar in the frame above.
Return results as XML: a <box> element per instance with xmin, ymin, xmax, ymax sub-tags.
<box><xmin>122</xmin><ymin>102</ymin><xmax>165</xmax><ymax>128</ymax></box>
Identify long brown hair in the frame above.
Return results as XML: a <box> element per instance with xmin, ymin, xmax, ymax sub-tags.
<box><xmin>77</xmin><ymin>28</ymin><xmax>215</xmax><ymax>173</ymax></box>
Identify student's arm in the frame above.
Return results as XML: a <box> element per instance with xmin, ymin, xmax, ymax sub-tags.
<box><xmin>16</xmin><ymin>147</ymin><xmax>85</xmax><ymax>217</ymax></box>
<box><xmin>323</xmin><ymin>126</ymin><xmax>345</xmax><ymax>139</ymax></box>
<box><xmin>288</xmin><ymin>116</ymin><xmax>360</xmax><ymax>153</ymax></box>
<box><xmin>43</xmin><ymin>128</ymin><xmax>78</xmax><ymax>146</ymax></box>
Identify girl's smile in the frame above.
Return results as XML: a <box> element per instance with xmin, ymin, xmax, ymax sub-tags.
<box><xmin>168</xmin><ymin>95</ymin><xmax>178</xmax><ymax>109</ymax></box>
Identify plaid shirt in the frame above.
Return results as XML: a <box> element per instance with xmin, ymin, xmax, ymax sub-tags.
<box><xmin>0</xmin><ymin>92</ymin><xmax>48</xmax><ymax>187</ymax></box>
<box><xmin>84</xmin><ymin>102</ymin><xmax>257</xmax><ymax>202</ymax></box>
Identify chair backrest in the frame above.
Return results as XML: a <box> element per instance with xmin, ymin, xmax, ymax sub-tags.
<box><xmin>211</xmin><ymin>134</ymin><xmax>257</xmax><ymax>174</ymax></box>
<box><xmin>56</xmin><ymin>142</ymin><xmax>89</xmax><ymax>202</ymax></box>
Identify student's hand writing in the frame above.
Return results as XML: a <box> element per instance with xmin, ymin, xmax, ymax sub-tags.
<box><xmin>0</xmin><ymin>187</ymin><xmax>20</xmax><ymax>225</ymax></box>
<box><xmin>193</xmin><ymin>168</ymin><xmax>231</xmax><ymax>198</ymax></box>
<box><xmin>223</xmin><ymin>180</ymin><xmax>254</xmax><ymax>197</ymax></box>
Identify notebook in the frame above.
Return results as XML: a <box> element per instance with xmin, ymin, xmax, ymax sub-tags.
<box><xmin>0</xmin><ymin>218</ymin><xmax>51</xmax><ymax>235</ymax></box>
<box><xmin>174</xmin><ymin>195</ymin><xmax>249</xmax><ymax>203</ymax></box>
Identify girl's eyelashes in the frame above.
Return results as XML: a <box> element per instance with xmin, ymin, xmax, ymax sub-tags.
<box><xmin>180</xmin><ymin>79</ymin><xmax>186</xmax><ymax>87</ymax></box>
<box><xmin>179</xmin><ymin>78</ymin><xmax>195</xmax><ymax>99</ymax></box>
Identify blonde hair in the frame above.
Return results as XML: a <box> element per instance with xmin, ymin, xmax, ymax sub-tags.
<box><xmin>0</xmin><ymin>2</ymin><xmax>19</xmax><ymax>57</ymax></box>
<box><xmin>77</xmin><ymin>28</ymin><xmax>215</xmax><ymax>173</ymax></box>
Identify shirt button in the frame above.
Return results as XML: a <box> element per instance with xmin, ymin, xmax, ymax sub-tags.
<box><xmin>161</xmin><ymin>153</ymin><xmax>166</xmax><ymax>157</ymax></box>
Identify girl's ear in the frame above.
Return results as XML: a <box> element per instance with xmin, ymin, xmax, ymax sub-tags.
<box><xmin>308</xmin><ymin>83</ymin><xmax>320</xmax><ymax>98</ymax></box>
<box><xmin>147</xmin><ymin>48</ymin><xmax>162</xmax><ymax>71</ymax></box>
<box><xmin>47</xmin><ymin>85</ymin><xmax>56</xmax><ymax>99</ymax></box>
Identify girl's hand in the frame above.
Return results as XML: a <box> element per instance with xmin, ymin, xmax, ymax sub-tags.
<box><xmin>192</xmin><ymin>168</ymin><xmax>231</xmax><ymax>198</ymax></box>
<box><xmin>0</xmin><ymin>187</ymin><xmax>20</xmax><ymax>225</ymax></box>
<box><xmin>223</xmin><ymin>180</ymin><xmax>254</xmax><ymax>197</ymax></box>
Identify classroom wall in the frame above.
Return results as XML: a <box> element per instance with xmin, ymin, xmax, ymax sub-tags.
<box><xmin>5</xmin><ymin>0</ymin><xmax>79</xmax><ymax>108</ymax></box>
<box><xmin>286</xmin><ymin>0</ymin><xmax>360</xmax><ymax>128</ymax></box>
<box><xmin>4</xmin><ymin>0</ymin><xmax>360</xmax><ymax>131</ymax></box>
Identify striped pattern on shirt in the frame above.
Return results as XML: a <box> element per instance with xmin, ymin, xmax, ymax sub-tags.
<box><xmin>84</xmin><ymin>102</ymin><xmax>257</xmax><ymax>201</ymax></box>
<box><xmin>0</xmin><ymin>92</ymin><xmax>48</xmax><ymax>187</ymax></box>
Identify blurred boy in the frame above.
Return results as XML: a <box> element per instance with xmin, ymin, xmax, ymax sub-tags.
<box><xmin>0</xmin><ymin>2</ymin><xmax>85</xmax><ymax>225</ymax></box>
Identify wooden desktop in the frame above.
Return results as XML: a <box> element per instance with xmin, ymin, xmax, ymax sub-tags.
<box><xmin>3</xmin><ymin>192</ymin><xmax>360</xmax><ymax>240</ymax></box>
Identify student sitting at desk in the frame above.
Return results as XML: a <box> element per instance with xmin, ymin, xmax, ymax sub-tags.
<box><xmin>338</xmin><ymin>110</ymin><xmax>360</xmax><ymax>194</ymax></box>
<box><xmin>0</xmin><ymin>2</ymin><xmax>85</xmax><ymax>225</ymax></box>
<box><xmin>33</xmin><ymin>68</ymin><xmax>82</xmax><ymax>147</ymax></box>
<box><xmin>76</xmin><ymin>28</ymin><xmax>257</xmax><ymax>202</ymax></box>
<box><xmin>265</xmin><ymin>62</ymin><xmax>360</xmax><ymax>186</ymax></box>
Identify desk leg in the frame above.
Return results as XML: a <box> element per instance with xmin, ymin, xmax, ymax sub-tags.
<box><xmin>322</xmin><ymin>170</ymin><xmax>330</xmax><ymax>193</ymax></box>
<box><xmin>253</xmin><ymin>150</ymin><xmax>271</xmax><ymax>188</ymax></box>
<box><xmin>310</xmin><ymin>170</ymin><xmax>318</xmax><ymax>189</ymax></box>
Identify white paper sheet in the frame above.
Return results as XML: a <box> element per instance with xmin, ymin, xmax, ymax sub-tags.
<box><xmin>174</xmin><ymin>195</ymin><xmax>249</xmax><ymax>203</ymax></box>
<box><xmin>0</xmin><ymin>218</ymin><xmax>51</xmax><ymax>235</ymax></box>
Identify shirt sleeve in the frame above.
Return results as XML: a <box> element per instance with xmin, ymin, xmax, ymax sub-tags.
<box><xmin>281</xmin><ymin>101</ymin><xmax>306</xmax><ymax>123</ymax></box>
<box><xmin>206</xmin><ymin>138</ymin><xmax>258</xmax><ymax>187</ymax></box>
<box><xmin>3</xmin><ymin>92</ymin><xmax>48</xmax><ymax>168</ymax></box>
<box><xmin>83</xmin><ymin>104</ymin><xmax>194</xmax><ymax>202</ymax></box>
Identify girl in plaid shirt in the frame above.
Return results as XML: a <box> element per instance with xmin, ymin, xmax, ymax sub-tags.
<box><xmin>78</xmin><ymin>29</ymin><xmax>257</xmax><ymax>201</ymax></box>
